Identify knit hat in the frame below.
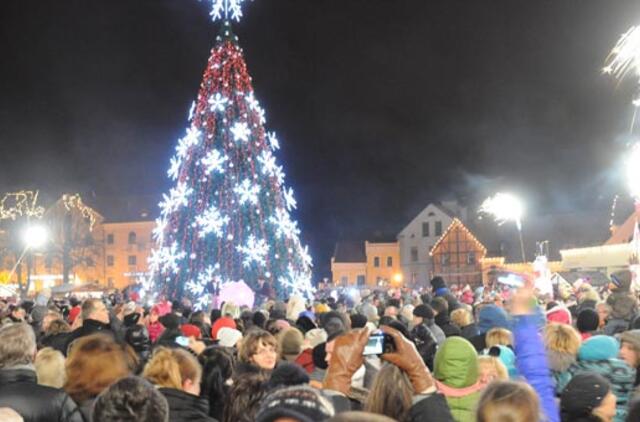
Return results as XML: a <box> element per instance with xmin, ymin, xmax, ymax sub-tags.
<box><xmin>252</xmin><ymin>310</ymin><xmax>268</xmax><ymax>328</ymax></box>
<box><xmin>217</xmin><ymin>327</ymin><xmax>243</xmax><ymax>347</ymax></box>
<box><xmin>578</xmin><ymin>335</ymin><xmax>619</xmax><ymax>361</ymax></box>
<box><xmin>350</xmin><ymin>313</ymin><xmax>368</xmax><ymax>329</ymax></box>
<box><xmin>477</xmin><ymin>305</ymin><xmax>509</xmax><ymax>334</ymax></box>
<box><xmin>620</xmin><ymin>330</ymin><xmax>640</xmax><ymax>353</ymax></box>
<box><xmin>560</xmin><ymin>373</ymin><xmax>611</xmax><ymax>419</ymax></box>
<box><xmin>274</xmin><ymin>319</ymin><xmax>291</xmax><ymax>332</ymax></box>
<box><xmin>430</xmin><ymin>276</ymin><xmax>447</xmax><ymax>292</ymax></box>
<box><xmin>611</xmin><ymin>270</ymin><xmax>632</xmax><ymax>292</ymax></box>
<box><xmin>546</xmin><ymin>305</ymin><xmax>572</xmax><ymax>326</ymax></box>
<box><xmin>267</xmin><ymin>362</ymin><xmax>310</xmax><ymax>390</ymax></box>
<box><xmin>295</xmin><ymin>316</ymin><xmax>316</xmax><ymax>334</ymax></box>
<box><xmin>211</xmin><ymin>316</ymin><xmax>237</xmax><ymax>339</ymax></box>
<box><xmin>159</xmin><ymin>313</ymin><xmax>181</xmax><ymax>330</ymax></box>
<box><xmin>576</xmin><ymin>309</ymin><xmax>600</xmax><ymax>333</ymax></box>
<box><xmin>312</xmin><ymin>343</ymin><xmax>328</xmax><ymax>370</ymax></box>
<box><xmin>256</xmin><ymin>385</ymin><xmax>335</xmax><ymax>422</ymax></box>
<box><xmin>305</xmin><ymin>328</ymin><xmax>328</xmax><ymax>349</ymax></box>
<box><xmin>488</xmin><ymin>346</ymin><xmax>518</xmax><ymax>378</ymax></box>
<box><xmin>279</xmin><ymin>327</ymin><xmax>304</xmax><ymax>356</ymax></box>
<box><xmin>314</xmin><ymin>303</ymin><xmax>331</xmax><ymax>314</ymax></box>
<box><xmin>180</xmin><ymin>324</ymin><xmax>201</xmax><ymax>339</ymax></box>
<box><xmin>413</xmin><ymin>304</ymin><xmax>435</xmax><ymax>320</ymax></box>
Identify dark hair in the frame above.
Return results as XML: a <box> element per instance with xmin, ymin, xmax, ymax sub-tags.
<box><xmin>199</xmin><ymin>347</ymin><xmax>235</xmax><ymax>421</ymax></box>
<box><xmin>431</xmin><ymin>297</ymin><xmax>448</xmax><ymax>314</ymax></box>
<box><xmin>223</xmin><ymin>373</ymin><xmax>268</xmax><ymax>422</ymax></box>
<box><xmin>92</xmin><ymin>376</ymin><xmax>169</xmax><ymax>422</ymax></box>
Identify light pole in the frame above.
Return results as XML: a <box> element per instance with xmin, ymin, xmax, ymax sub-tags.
<box><xmin>8</xmin><ymin>224</ymin><xmax>48</xmax><ymax>296</ymax></box>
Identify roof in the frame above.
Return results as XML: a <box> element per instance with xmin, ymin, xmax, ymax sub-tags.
<box><xmin>430</xmin><ymin>218</ymin><xmax>487</xmax><ymax>255</ymax></box>
<box><xmin>332</xmin><ymin>241</ymin><xmax>366</xmax><ymax>263</ymax></box>
<box><xmin>556</xmin><ymin>271</ymin><xmax>610</xmax><ymax>287</ymax></box>
<box><xmin>398</xmin><ymin>202</ymin><xmax>466</xmax><ymax>236</ymax></box>
<box><xmin>606</xmin><ymin>208</ymin><xmax>640</xmax><ymax>245</ymax></box>
<box><xmin>86</xmin><ymin>194</ymin><xmax>160</xmax><ymax>223</ymax></box>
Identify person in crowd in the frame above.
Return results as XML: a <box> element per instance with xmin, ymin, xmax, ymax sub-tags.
<box><xmin>64</xmin><ymin>333</ymin><xmax>131</xmax><ymax>420</ymax></box>
<box><xmin>255</xmin><ymin>385</ymin><xmax>335</xmax><ymax>422</ymax></box>
<box><xmin>485</xmin><ymin>327</ymin><xmax>513</xmax><ymax>349</ymax></box>
<box><xmin>477</xmin><ymin>355</ymin><xmax>508</xmax><ymax>387</ymax></box>
<box><xmin>430</xmin><ymin>276</ymin><xmax>461</xmax><ymax>312</ymax></box>
<box><xmin>0</xmin><ymin>323</ymin><xmax>83</xmax><ymax>422</ymax></box>
<box><xmin>223</xmin><ymin>372</ymin><xmax>269</xmax><ymax>422</ymax></box>
<box><xmin>364</xmin><ymin>364</ymin><xmax>414</xmax><ymax>421</ymax></box>
<box><xmin>5</xmin><ymin>304</ymin><xmax>27</xmax><ymax>323</ymax></box>
<box><xmin>0</xmin><ymin>408</ymin><xmax>24</xmax><ymax>422</ymax></box>
<box><xmin>63</xmin><ymin>298</ymin><xmax>113</xmax><ymax>354</ymax></box>
<box><xmin>476</xmin><ymin>381</ymin><xmax>540</xmax><ymax>422</ymax></box>
<box><xmin>557</xmin><ymin>335</ymin><xmax>633</xmax><ymax>421</ymax></box>
<box><xmin>575</xmin><ymin>284</ymin><xmax>601</xmax><ymax>316</ymax></box>
<box><xmin>92</xmin><ymin>376</ymin><xmax>169</xmax><ymax>422</ymax></box>
<box><xmin>547</xmin><ymin>301</ymin><xmax>573</xmax><ymax>325</ymax></box>
<box><xmin>432</xmin><ymin>297</ymin><xmax>461</xmax><ymax>338</ymax></box>
<box><xmin>155</xmin><ymin>313</ymin><xmax>184</xmax><ymax>348</ymax></box>
<box><xmin>143</xmin><ymin>347</ymin><xmax>215</xmax><ymax>422</ymax></box>
<box><xmin>67</xmin><ymin>297</ymin><xmax>81</xmax><ymax>326</ymax></box>
<box><xmin>147</xmin><ymin>305</ymin><xmax>166</xmax><ymax>343</ymax></box>
<box><xmin>433</xmin><ymin>336</ymin><xmax>482</xmax><ymax>422</ymax></box>
<box><xmin>577</xmin><ymin>309</ymin><xmax>601</xmax><ymax>341</ymax></box>
<box><xmin>123</xmin><ymin>302</ymin><xmax>152</xmax><ymax>367</ymax></box>
<box><xmin>544</xmin><ymin>323</ymin><xmax>582</xmax><ymax>395</ymax></box>
<box><xmin>236</xmin><ymin>329</ymin><xmax>278</xmax><ymax>375</ymax></box>
<box><xmin>277</xmin><ymin>327</ymin><xmax>304</xmax><ymax>362</ymax></box>
<box><xmin>412</xmin><ymin>303</ymin><xmax>445</xmax><ymax>345</ymax></box>
<box><xmin>450</xmin><ymin>307</ymin><xmax>479</xmax><ymax>340</ymax></box>
<box><xmin>605</xmin><ymin>271</ymin><xmax>638</xmax><ymax>335</ymax></box>
<box><xmin>35</xmin><ymin>347</ymin><xmax>66</xmax><ymax>388</ymax></box>
<box><xmin>470</xmin><ymin>304</ymin><xmax>509</xmax><ymax>352</ymax></box>
<box><xmin>596</xmin><ymin>302</ymin><xmax>612</xmax><ymax>331</ymax></box>
<box><xmin>190</xmin><ymin>310</ymin><xmax>212</xmax><ymax>340</ymax></box>
<box><xmin>217</xmin><ymin>326</ymin><xmax>243</xmax><ymax>348</ymax></box>
<box><xmin>40</xmin><ymin>318</ymin><xmax>72</xmax><ymax>353</ymax></box>
<box><xmin>211</xmin><ymin>314</ymin><xmax>237</xmax><ymax>340</ymax></box>
<box><xmin>199</xmin><ymin>346</ymin><xmax>234</xmax><ymax>421</ymax></box>
<box><xmin>560</xmin><ymin>373</ymin><xmax>617</xmax><ymax>422</ymax></box>
<box><xmin>619</xmin><ymin>330</ymin><xmax>640</xmax><ymax>387</ymax></box>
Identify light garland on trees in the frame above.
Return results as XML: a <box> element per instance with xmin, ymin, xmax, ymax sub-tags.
<box><xmin>0</xmin><ymin>190</ymin><xmax>45</xmax><ymax>221</ymax></box>
<box><xmin>62</xmin><ymin>194</ymin><xmax>99</xmax><ymax>231</ymax></box>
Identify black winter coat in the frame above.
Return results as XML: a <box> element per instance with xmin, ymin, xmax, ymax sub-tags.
<box><xmin>159</xmin><ymin>387</ymin><xmax>218</xmax><ymax>422</ymax></box>
<box><xmin>0</xmin><ymin>368</ymin><xmax>83</xmax><ymax>422</ymax></box>
<box><xmin>40</xmin><ymin>332</ymin><xmax>71</xmax><ymax>354</ymax></box>
<box><xmin>63</xmin><ymin>319</ymin><xmax>114</xmax><ymax>355</ymax></box>
<box><xmin>434</xmin><ymin>313</ymin><xmax>461</xmax><ymax>338</ymax></box>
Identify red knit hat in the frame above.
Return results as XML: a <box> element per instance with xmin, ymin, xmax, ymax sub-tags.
<box><xmin>180</xmin><ymin>324</ymin><xmax>202</xmax><ymax>339</ymax></box>
<box><xmin>211</xmin><ymin>316</ymin><xmax>237</xmax><ymax>340</ymax></box>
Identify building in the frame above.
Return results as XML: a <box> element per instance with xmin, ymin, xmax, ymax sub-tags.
<box><xmin>103</xmin><ymin>220</ymin><xmax>155</xmax><ymax>289</ymax></box>
<box><xmin>331</xmin><ymin>240</ymin><xmax>401</xmax><ymax>287</ymax></box>
<box><xmin>397</xmin><ymin>201</ymin><xmax>467</xmax><ymax>286</ymax></box>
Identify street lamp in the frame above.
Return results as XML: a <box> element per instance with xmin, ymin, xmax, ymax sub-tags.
<box><xmin>480</xmin><ymin>193</ymin><xmax>527</xmax><ymax>263</ymax></box>
<box><xmin>7</xmin><ymin>223</ymin><xmax>49</xmax><ymax>296</ymax></box>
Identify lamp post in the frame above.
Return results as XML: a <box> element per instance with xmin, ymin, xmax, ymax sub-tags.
<box><xmin>8</xmin><ymin>224</ymin><xmax>48</xmax><ymax>297</ymax></box>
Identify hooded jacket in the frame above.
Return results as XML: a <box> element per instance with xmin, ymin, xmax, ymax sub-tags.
<box><xmin>433</xmin><ymin>337</ymin><xmax>482</xmax><ymax>422</ymax></box>
<box><xmin>557</xmin><ymin>335</ymin><xmax>635</xmax><ymax>422</ymax></box>
<box><xmin>606</xmin><ymin>290</ymin><xmax>637</xmax><ymax>321</ymax></box>
<box><xmin>159</xmin><ymin>387</ymin><xmax>218</xmax><ymax>422</ymax></box>
<box><xmin>434</xmin><ymin>312</ymin><xmax>461</xmax><ymax>338</ymax></box>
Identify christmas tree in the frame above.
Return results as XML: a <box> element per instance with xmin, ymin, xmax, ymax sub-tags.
<box><xmin>145</xmin><ymin>1</ymin><xmax>313</xmax><ymax>309</ymax></box>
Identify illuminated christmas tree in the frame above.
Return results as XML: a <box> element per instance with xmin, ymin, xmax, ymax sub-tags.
<box><xmin>146</xmin><ymin>1</ymin><xmax>313</xmax><ymax>309</ymax></box>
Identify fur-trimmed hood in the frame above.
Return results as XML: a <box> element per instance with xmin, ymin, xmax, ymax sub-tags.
<box><xmin>546</xmin><ymin>349</ymin><xmax>576</xmax><ymax>372</ymax></box>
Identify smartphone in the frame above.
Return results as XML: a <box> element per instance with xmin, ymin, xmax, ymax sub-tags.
<box><xmin>363</xmin><ymin>331</ymin><xmax>385</xmax><ymax>355</ymax></box>
<box><xmin>176</xmin><ymin>336</ymin><xmax>190</xmax><ymax>347</ymax></box>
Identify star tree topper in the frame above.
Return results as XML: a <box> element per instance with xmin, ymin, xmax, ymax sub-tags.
<box><xmin>202</xmin><ymin>0</ymin><xmax>251</xmax><ymax>22</ymax></box>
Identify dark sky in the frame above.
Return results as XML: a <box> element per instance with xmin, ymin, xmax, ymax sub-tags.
<box><xmin>1</xmin><ymin>0</ymin><xmax>640</xmax><ymax>277</ymax></box>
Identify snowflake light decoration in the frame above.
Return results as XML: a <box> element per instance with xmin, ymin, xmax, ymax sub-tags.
<box><xmin>278</xmin><ymin>264</ymin><xmax>314</xmax><ymax>300</ymax></box>
<box><xmin>258</xmin><ymin>150</ymin><xmax>278</xmax><ymax>176</ymax></box>
<box><xmin>196</xmin><ymin>205</ymin><xmax>230</xmax><ymax>238</ymax></box>
<box><xmin>201</xmin><ymin>149</ymin><xmax>228</xmax><ymax>174</ymax></box>
<box><xmin>168</xmin><ymin>156</ymin><xmax>182</xmax><ymax>180</ymax></box>
<box><xmin>237</xmin><ymin>235</ymin><xmax>268</xmax><ymax>267</ymax></box>
<box><xmin>270</xmin><ymin>208</ymin><xmax>300</xmax><ymax>239</ymax></box>
<box><xmin>176</xmin><ymin>127</ymin><xmax>202</xmax><ymax>158</ymax></box>
<box><xmin>230</xmin><ymin>121</ymin><xmax>251</xmax><ymax>142</ymax></box>
<box><xmin>149</xmin><ymin>242</ymin><xmax>186</xmax><ymax>274</ymax></box>
<box><xmin>159</xmin><ymin>182</ymin><xmax>193</xmax><ymax>216</ymax></box>
<box><xmin>204</xmin><ymin>0</ymin><xmax>248</xmax><ymax>23</ymax></box>
<box><xmin>283</xmin><ymin>187</ymin><xmax>297</xmax><ymax>211</ymax></box>
<box><xmin>208</xmin><ymin>93</ymin><xmax>229</xmax><ymax>112</ymax></box>
<box><xmin>234</xmin><ymin>179</ymin><xmax>260</xmax><ymax>205</ymax></box>
<box><xmin>267</xmin><ymin>132</ymin><xmax>280</xmax><ymax>151</ymax></box>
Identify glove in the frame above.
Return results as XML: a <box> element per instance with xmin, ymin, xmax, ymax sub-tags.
<box><xmin>323</xmin><ymin>328</ymin><xmax>370</xmax><ymax>395</ymax></box>
<box><xmin>380</xmin><ymin>325</ymin><xmax>434</xmax><ymax>393</ymax></box>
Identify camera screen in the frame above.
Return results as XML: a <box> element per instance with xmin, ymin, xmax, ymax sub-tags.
<box><xmin>363</xmin><ymin>333</ymin><xmax>384</xmax><ymax>355</ymax></box>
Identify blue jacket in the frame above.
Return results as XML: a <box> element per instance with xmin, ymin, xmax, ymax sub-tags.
<box><xmin>512</xmin><ymin>315</ymin><xmax>559</xmax><ymax>422</ymax></box>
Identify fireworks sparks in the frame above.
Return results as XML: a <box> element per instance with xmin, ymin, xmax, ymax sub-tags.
<box><xmin>479</xmin><ymin>193</ymin><xmax>524</xmax><ymax>230</ymax></box>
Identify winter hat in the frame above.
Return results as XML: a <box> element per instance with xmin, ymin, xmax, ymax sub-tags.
<box><xmin>30</xmin><ymin>306</ymin><xmax>48</xmax><ymax>324</ymax></box>
<box><xmin>217</xmin><ymin>327</ymin><xmax>243</xmax><ymax>347</ymax></box>
<box><xmin>620</xmin><ymin>330</ymin><xmax>640</xmax><ymax>353</ymax></box>
<box><xmin>299</xmin><ymin>310</ymin><xmax>315</xmax><ymax>322</ymax></box>
<box><xmin>295</xmin><ymin>316</ymin><xmax>316</xmax><ymax>334</ymax></box>
<box><xmin>252</xmin><ymin>310</ymin><xmax>268</xmax><ymax>328</ymax></box>
<box><xmin>211</xmin><ymin>316</ymin><xmax>237</xmax><ymax>339</ymax></box>
<box><xmin>159</xmin><ymin>313</ymin><xmax>181</xmax><ymax>330</ymax></box>
<box><xmin>255</xmin><ymin>385</ymin><xmax>335</xmax><ymax>422</ymax></box>
<box><xmin>279</xmin><ymin>327</ymin><xmax>304</xmax><ymax>357</ymax></box>
<box><xmin>314</xmin><ymin>303</ymin><xmax>331</xmax><ymax>315</ymax></box>
<box><xmin>267</xmin><ymin>362</ymin><xmax>310</xmax><ymax>390</ymax></box>
<box><xmin>413</xmin><ymin>304</ymin><xmax>435</xmax><ymax>320</ymax></box>
<box><xmin>576</xmin><ymin>309</ymin><xmax>600</xmax><ymax>333</ymax></box>
<box><xmin>546</xmin><ymin>305</ymin><xmax>572</xmax><ymax>325</ymax></box>
<box><xmin>478</xmin><ymin>305</ymin><xmax>509</xmax><ymax>334</ymax></box>
<box><xmin>305</xmin><ymin>328</ymin><xmax>328</xmax><ymax>349</ymax></box>
<box><xmin>274</xmin><ymin>319</ymin><xmax>291</xmax><ymax>332</ymax></box>
<box><xmin>578</xmin><ymin>335</ymin><xmax>619</xmax><ymax>361</ymax></box>
<box><xmin>350</xmin><ymin>314</ymin><xmax>368</xmax><ymax>329</ymax></box>
<box><xmin>123</xmin><ymin>301</ymin><xmax>137</xmax><ymax>316</ymax></box>
<box><xmin>180</xmin><ymin>324</ymin><xmax>202</xmax><ymax>339</ymax></box>
<box><xmin>611</xmin><ymin>270</ymin><xmax>632</xmax><ymax>292</ymax></box>
<box><xmin>430</xmin><ymin>276</ymin><xmax>447</xmax><ymax>292</ymax></box>
<box><xmin>312</xmin><ymin>343</ymin><xmax>328</xmax><ymax>370</ymax></box>
<box><xmin>560</xmin><ymin>373</ymin><xmax>611</xmax><ymax>419</ymax></box>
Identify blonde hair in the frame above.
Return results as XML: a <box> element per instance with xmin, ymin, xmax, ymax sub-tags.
<box><xmin>478</xmin><ymin>356</ymin><xmax>508</xmax><ymax>383</ymax></box>
<box><xmin>451</xmin><ymin>308</ymin><xmax>473</xmax><ymax>327</ymax></box>
<box><xmin>35</xmin><ymin>347</ymin><xmax>66</xmax><ymax>388</ymax></box>
<box><xmin>579</xmin><ymin>286</ymin><xmax>600</xmax><ymax>303</ymax></box>
<box><xmin>485</xmin><ymin>328</ymin><xmax>513</xmax><ymax>348</ymax></box>
<box><xmin>544</xmin><ymin>323</ymin><xmax>581</xmax><ymax>355</ymax></box>
<box><xmin>477</xmin><ymin>381</ymin><xmax>540</xmax><ymax>422</ymax></box>
<box><xmin>143</xmin><ymin>347</ymin><xmax>202</xmax><ymax>390</ymax></box>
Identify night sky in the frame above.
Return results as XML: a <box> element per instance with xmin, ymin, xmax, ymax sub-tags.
<box><xmin>1</xmin><ymin>0</ymin><xmax>640</xmax><ymax>277</ymax></box>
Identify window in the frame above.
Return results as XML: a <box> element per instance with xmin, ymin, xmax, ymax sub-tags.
<box><xmin>441</xmin><ymin>253</ymin><xmax>450</xmax><ymax>266</ymax></box>
<box><xmin>422</xmin><ymin>222</ymin><xmax>430</xmax><ymax>237</ymax></box>
<box><xmin>107</xmin><ymin>234</ymin><xmax>114</xmax><ymax>245</ymax></box>
<box><xmin>128</xmin><ymin>232</ymin><xmax>137</xmax><ymax>245</ymax></box>
<box><xmin>128</xmin><ymin>255</ymin><xmax>137</xmax><ymax>266</ymax></box>
<box><xmin>435</xmin><ymin>221</ymin><xmax>443</xmax><ymax>236</ymax></box>
<box><xmin>387</xmin><ymin>256</ymin><xmax>393</xmax><ymax>267</ymax></box>
<box><xmin>107</xmin><ymin>255</ymin><xmax>114</xmax><ymax>266</ymax></box>
<box><xmin>340</xmin><ymin>276</ymin><xmax>348</xmax><ymax>285</ymax></box>
<box><xmin>410</xmin><ymin>247</ymin><xmax>418</xmax><ymax>263</ymax></box>
<box><xmin>357</xmin><ymin>275</ymin><xmax>366</xmax><ymax>286</ymax></box>
<box><xmin>86</xmin><ymin>257</ymin><xmax>95</xmax><ymax>267</ymax></box>
<box><xmin>467</xmin><ymin>252</ymin><xmax>476</xmax><ymax>265</ymax></box>
<box><xmin>373</xmin><ymin>257</ymin><xmax>380</xmax><ymax>267</ymax></box>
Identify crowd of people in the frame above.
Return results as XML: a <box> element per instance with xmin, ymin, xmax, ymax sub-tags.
<box><xmin>1</xmin><ymin>270</ymin><xmax>640</xmax><ymax>422</ymax></box>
